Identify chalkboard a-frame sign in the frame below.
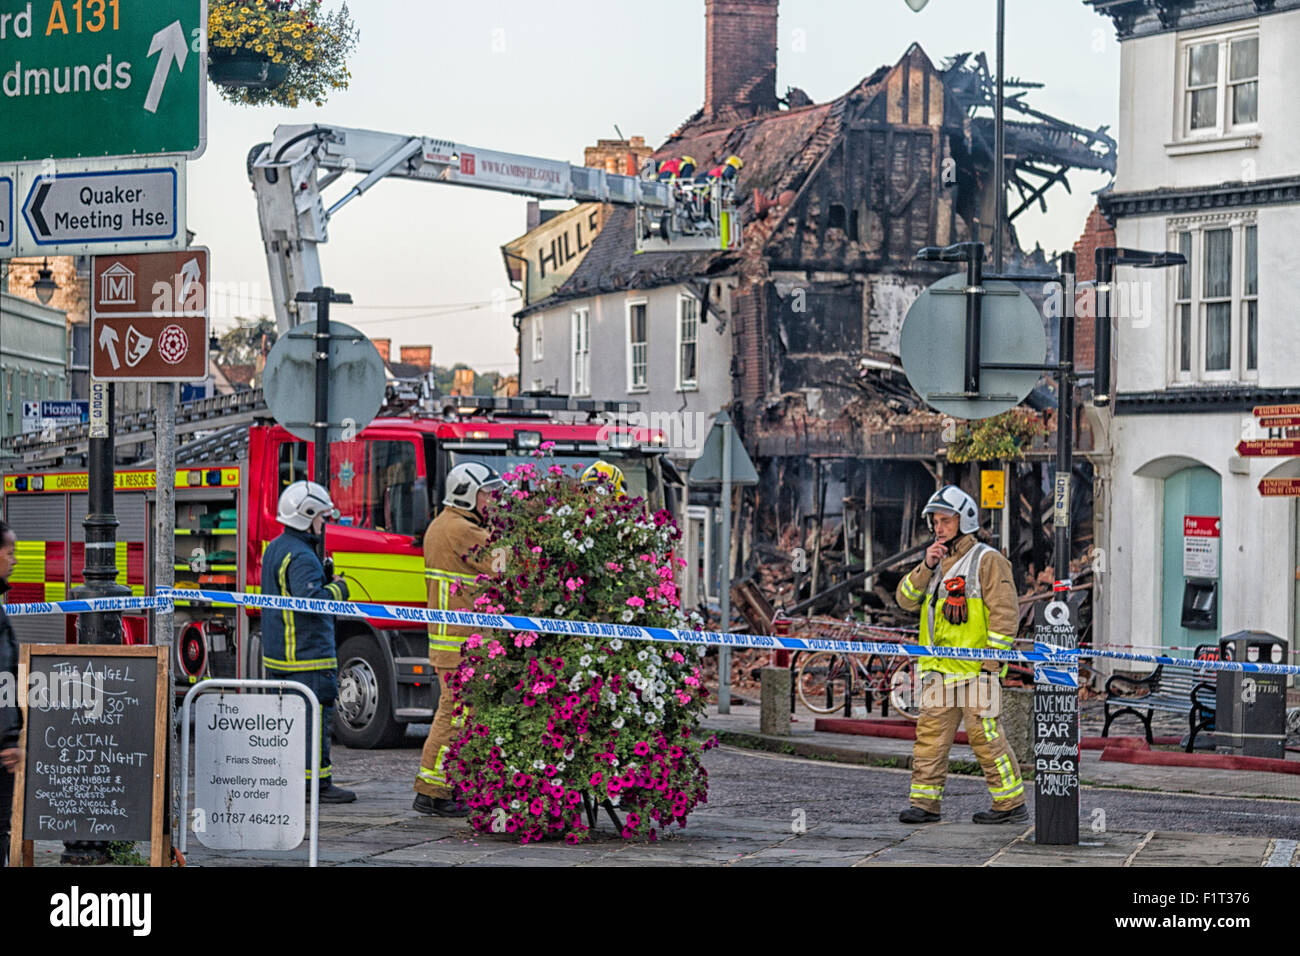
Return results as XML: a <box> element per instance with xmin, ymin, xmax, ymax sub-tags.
<box><xmin>8</xmin><ymin>645</ymin><xmax>169</xmax><ymax>868</ymax></box>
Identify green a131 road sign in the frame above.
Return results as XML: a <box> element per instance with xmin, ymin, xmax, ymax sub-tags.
<box><xmin>0</xmin><ymin>0</ymin><xmax>207</xmax><ymax>162</ymax></box>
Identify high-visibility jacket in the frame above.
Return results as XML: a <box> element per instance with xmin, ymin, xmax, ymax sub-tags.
<box><xmin>895</xmin><ymin>535</ymin><xmax>1017</xmax><ymax>683</ymax></box>
<box><xmin>424</xmin><ymin>506</ymin><xmax>494</xmax><ymax>668</ymax></box>
<box><xmin>261</xmin><ymin>528</ymin><xmax>349</xmax><ymax>672</ymax></box>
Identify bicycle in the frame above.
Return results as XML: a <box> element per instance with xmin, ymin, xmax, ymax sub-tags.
<box><xmin>793</xmin><ymin>648</ymin><xmax>920</xmax><ymax>719</ymax></box>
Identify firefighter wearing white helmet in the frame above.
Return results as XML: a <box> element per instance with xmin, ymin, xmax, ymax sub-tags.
<box><xmin>262</xmin><ymin>480</ymin><xmax>355</xmax><ymax>803</ymax></box>
<box><xmin>413</xmin><ymin>462</ymin><xmax>504</xmax><ymax>817</ymax></box>
<box><xmin>894</xmin><ymin>483</ymin><xmax>1024</xmax><ymax>826</ymax></box>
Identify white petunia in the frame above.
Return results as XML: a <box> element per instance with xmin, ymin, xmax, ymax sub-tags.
<box><xmin>610</xmin><ymin>639</ymin><xmax>623</xmax><ymax>651</ymax></box>
<box><xmin>655</xmin><ymin>680</ymin><xmax>667</xmax><ymax>694</ymax></box>
<box><xmin>533</xmin><ymin>759</ymin><xmax>546</xmax><ymax>770</ymax></box>
<box><xmin>621</xmin><ymin>609</ymin><xmax>634</xmax><ymax>623</ymax></box>
<box><xmin>611</xmin><ymin>716</ymin><xmax>625</xmax><ymax>729</ymax></box>
<box><xmin>628</xmin><ymin>670</ymin><xmax>642</xmax><ymax>682</ymax></box>
<box><xmin>556</xmin><ymin>761</ymin><xmax>566</xmax><ymax>772</ymax></box>
<box><xmin>495</xmin><ymin>736</ymin><xmax>505</xmax><ymax>746</ymax></box>
<box><xmin>654</xmin><ymin>697</ymin><xmax>665</xmax><ymax>710</ymax></box>
<box><xmin>637</xmin><ymin>650</ymin><xmax>648</xmax><ymax>661</ymax></box>
<box><xmin>579</xmin><ymin>655</ymin><xmax>592</xmax><ymax>667</ymax></box>
<box><xmin>553</xmin><ymin>604</ymin><xmax>566</xmax><ymax>616</ymax></box>
<box><xmin>644</xmin><ymin>712</ymin><xmax>657</xmax><ymax>724</ymax></box>
<box><xmin>696</xmin><ymin>646</ymin><xmax>707</xmax><ymax>658</ymax></box>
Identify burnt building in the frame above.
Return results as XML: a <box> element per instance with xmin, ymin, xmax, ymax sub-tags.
<box><xmin>512</xmin><ymin>0</ymin><xmax>1115</xmax><ymax>615</ymax></box>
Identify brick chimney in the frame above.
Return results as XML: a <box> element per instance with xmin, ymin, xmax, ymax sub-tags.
<box><xmin>400</xmin><ymin>345</ymin><xmax>432</xmax><ymax>371</ymax></box>
<box><xmin>1071</xmin><ymin>204</ymin><xmax>1116</xmax><ymax>372</ymax></box>
<box><xmin>704</xmin><ymin>0</ymin><xmax>779</xmax><ymax>121</ymax></box>
<box><xmin>371</xmin><ymin>337</ymin><xmax>391</xmax><ymax>363</ymax></box>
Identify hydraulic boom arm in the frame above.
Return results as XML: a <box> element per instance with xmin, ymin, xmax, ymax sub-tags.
<box><xmin>249</xmin><ymin>124</ymin><xmax>739</xmax><ymax>331</ymax></box>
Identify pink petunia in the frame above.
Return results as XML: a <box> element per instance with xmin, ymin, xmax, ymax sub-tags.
<box><xmin>625</xmin><ymin>596</ymin><xmax>645</xmax><ymax>608</ymax></box>
<box><xmin>466</xmin><ymin>634</ymin><xmax>483</xmax><ymax>649</ymax></box>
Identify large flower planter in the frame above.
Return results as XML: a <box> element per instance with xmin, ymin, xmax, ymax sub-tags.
<box><xmin>208</xmin><ymin>50</ymin><xmax>290</xmax><ymax>89</ymax></box>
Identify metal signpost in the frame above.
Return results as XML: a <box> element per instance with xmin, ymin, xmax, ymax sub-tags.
<box><xmin>90</xmin><ymin>247</ymin><xmax>210</xmax><ymax>851</ymax></box>
<box><xmin>0</xmin><ymin>0</ymin><xmax>207</xmax><ymax>163</ymax></box>
<box><xmin>689</xmin><ymin>410</ymin><xmax>759</xmax><ymax>714</ymax></box>
<box><xmin>900</xmin><ymin>241</ymin><xmax>1184</xmax><ymax>845</ymax></box>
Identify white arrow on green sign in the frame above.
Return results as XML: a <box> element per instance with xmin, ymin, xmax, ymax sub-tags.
<box><xmin>0</xmin><ymin>0</ymin><xmax>207</xmax><ymax>163</ymax></box>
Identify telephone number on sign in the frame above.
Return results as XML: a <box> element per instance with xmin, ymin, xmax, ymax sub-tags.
<box><xmin>209</xmin><ymin>812</ymin><xmax>292</xmax><ymax>826</ymax></box>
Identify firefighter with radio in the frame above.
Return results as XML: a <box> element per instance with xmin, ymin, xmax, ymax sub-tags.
<box><xmin>894</xmin><ymin>485</ymin><xmax>1026</xmax><ymax>825</ymax></box>
<box><xmin>263</xmin><ymin>481</ymin><xmax>356</xmax><ymax>804</ymax></box>
<box><xmin>413</xmin><ymin>462</ymin><xmax>504</xmax><ymax>816</ymax></box>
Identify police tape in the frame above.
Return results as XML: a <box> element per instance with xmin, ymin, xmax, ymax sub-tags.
<box><xmin>1</xmin><ymin>595</ymin><xmax>172</xmax><ymax>617</ymax></box>
<box><xmin>156</xmin><ymin>586</ymin><xmax>1075</xmax><ymax>670</ymax></box>
<box><xmin>9</xmin><ymin>589</ymin><xmax>1299</xmax><ymax>681</ymax></box>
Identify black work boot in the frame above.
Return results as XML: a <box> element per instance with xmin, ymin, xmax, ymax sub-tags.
<box><xmin>413</xmin><ymin>793</ymin><xmax>468</xmax><ymax>817</ymax></box>
<box><xmin>317</xmin><ymin>783</ymin><xmax>357</xmax><ymax>804</ymax></box>
<box><xmin>899</xmin><ymin>806</ymin><xmax>940</xmax><ymax>824</ymax></box>
<box><xmin>972</xmin><ymin>805</ymin><xmax>1028</xmax><ymax>824</ymax></box>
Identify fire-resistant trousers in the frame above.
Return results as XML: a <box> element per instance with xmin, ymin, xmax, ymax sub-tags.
<box><xmin>414</xmin><ymin>666</ymin><xmax>466</xmax><ymax>799</ymax></box>
<box><xmin>268</xmin><ymin>666</ymin><xmax>337</xmax><ymax>787</ymax></box>
<box><xmin>908</xmin><ymin>673</ymin><xmax>1025</xmax><ymax>813</ymax></box>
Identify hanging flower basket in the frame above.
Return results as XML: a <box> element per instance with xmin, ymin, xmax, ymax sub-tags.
<box><xmin>207</xmin><ymin>0</ymin><xmax>358</xmax><ymax>108</ymax></box>
<box><xmin>208</xmin><ymin>49</ymin><xmax>290</xmax><ymax>89</ymax></box>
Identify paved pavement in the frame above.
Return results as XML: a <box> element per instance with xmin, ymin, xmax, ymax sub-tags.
<box><xmin>25</xmin><ymin>698</ymin><xmax>1297</xmax><ymax>867</ymax></box>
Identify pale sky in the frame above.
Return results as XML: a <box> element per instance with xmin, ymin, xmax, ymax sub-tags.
<box><xmin>188</xmin><ymin>0</ymin><xmax>1119</xmax><ymax>375</ymax></box>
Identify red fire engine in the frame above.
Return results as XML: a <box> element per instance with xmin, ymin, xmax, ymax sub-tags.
<box><xmin>1</xmin><ymin>394</ymin><xmax>674</xmax><ymax>747</ymax></box>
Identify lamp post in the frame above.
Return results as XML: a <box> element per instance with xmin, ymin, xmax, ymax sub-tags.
<box><xmin>33</xmin><ymin>258</ymin><xmax>58</xmax><ymax>305</ymax></box>
<box><xmin>906</xmin><ymin>0</ymin><xmax>1007</xmax><ymax>270</ymax></box>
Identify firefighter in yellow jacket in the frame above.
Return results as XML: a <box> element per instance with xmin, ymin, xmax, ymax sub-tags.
<box><xmin>412</xmin><ymin>462</ymin><xmax>503</xmax><ymax>816</ymax></box>
<box><xmin>894</xmin><ymin>485</ymin><xmax>1026</xmax><ymax>824</ymax></box>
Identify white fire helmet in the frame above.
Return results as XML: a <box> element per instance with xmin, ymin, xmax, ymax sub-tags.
<box><xmin>921</xmin><ymin>484</ymin><xmax>980</xmax><ymax>535</ymax></box>
<box><xmin>277</xmin><ymin>480</ymin><xmax>339</xmax><ymax>531</ymax></box>
<box><xmin>443</xmin><ymin>462</ymin><xmax>505</xmax><ymax>510</ymax></box>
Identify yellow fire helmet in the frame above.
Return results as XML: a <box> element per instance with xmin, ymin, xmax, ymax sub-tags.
<box><xmin>682</xmin><ymin>155</ymin><xmax>697</xmax><ymax>167</ymax></box>
<box><xmin>725</xmin><ymin>155</ymin><xmax>744</xmax><ymax>170</ymax></box>
<box><xmin>581</xmin><ymin>460</ymin><xmax>626</xmax><ymax>497</ymax></box>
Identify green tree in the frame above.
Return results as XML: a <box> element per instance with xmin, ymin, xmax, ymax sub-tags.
<box><xmin>217</xmin><ymin>317</ymin><xmax>277</xmax><ymax>367</ymax></box>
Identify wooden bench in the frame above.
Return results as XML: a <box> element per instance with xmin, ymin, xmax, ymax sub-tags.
<box><xmin>1102</xmin><ymin>645</ymin><xmax>1218</xmax><ymax>752</ymax></box>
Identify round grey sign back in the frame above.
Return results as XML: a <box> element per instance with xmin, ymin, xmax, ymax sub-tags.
<box><xmin>899</xmin><ymin>272</ymin><xmax>1047</xmax><ymax>420</ymax></box>
<box><xmin>263</xmin><ymin>320</ymin><xmax>386</xmax><ymax>442</ymax></box>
